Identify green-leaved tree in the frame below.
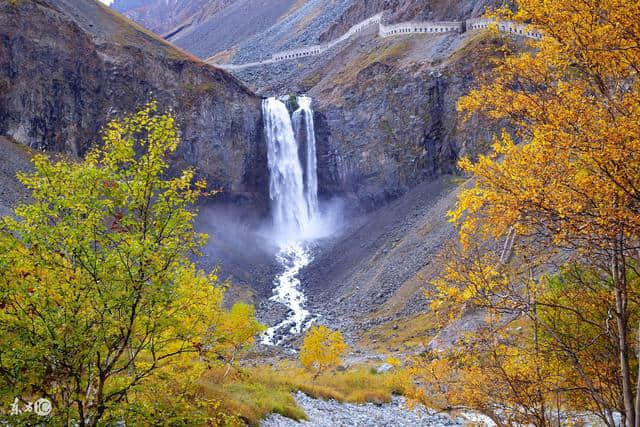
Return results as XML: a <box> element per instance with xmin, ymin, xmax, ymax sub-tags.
<box><xmin>0</xmin><ymin>102</ymin><xmax>248</xmax><ymax>426</ymax></box>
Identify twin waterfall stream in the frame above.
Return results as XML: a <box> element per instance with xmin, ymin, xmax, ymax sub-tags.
<box><xmin>261</xmin><ymin>96</ymin><xmax>320</xmax><ymax>346</ymax></box>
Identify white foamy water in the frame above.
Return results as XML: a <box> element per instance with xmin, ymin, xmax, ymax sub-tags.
<box><xmin>263</xmin><ymin>97</ymin><xmax>311</xmax><ymax>240</ymax></box>
<box><xmin>261</xmin><ymin>242</ymin><xmax>313</xmax><ymax>345</ymax></box>
<box><xmin>293</xmin><ymin>96</ymin><xmax>319</xmax><ymax>221</ymax></box>
<box><xmin>261</xmin><ymin>96</ymin><xmax>321</xmax><ymax>345</ymax></box>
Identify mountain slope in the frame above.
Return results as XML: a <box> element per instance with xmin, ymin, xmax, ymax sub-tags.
<box><xmin>171</xmin><ymin>0</ymin><xmax>300</xmax><ymax>60</ymax></box>
<box><xmin>0</xmin><ymin>0</ymin><xmax>268</xmax><ymax>209</ymax></box>
<box><xmin>111</xmin><ymin>0</ymin><xmax>235</xmax><ymax>36</ymax></box>
<box><xmin>115</xmin><ymin>0</ymin><xmax>502</xmax><ymax>63</ymax></box>
<box><xmin>103</xmin><ymin>0</ymin><xmax>516</xmax><ymax>330</ymax></box>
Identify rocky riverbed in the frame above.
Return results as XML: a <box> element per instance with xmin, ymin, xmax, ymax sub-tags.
<box><xmin>261</xmin><ymin>392</ymin><xmax>465</xmax><ymax>427</ymax></box>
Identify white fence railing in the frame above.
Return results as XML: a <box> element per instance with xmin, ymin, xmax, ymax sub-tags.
<box><xmin>466</xmin><ymin>18</ymin><xmax>543</xmax><ymax>40</ymax></box>
<box><xmin>379</xmin><ymin>21</ymin><xmax>463</xmax><ymax>37</ymax></box>
<box><xmin>212</xmin><ymin>13</ymin><xmax>543</xmax><ymax>70</ymax></box>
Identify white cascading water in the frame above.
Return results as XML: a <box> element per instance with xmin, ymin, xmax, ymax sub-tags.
<box><xmin>263</xmin><ymin>97</ymin><xmax>311</xmax><ymax>239</ymax></box>
<box><xmin>293</xmin><ymin>96</ymin><xmax>319</xmax><ymax>220</ymax></box>
<box><xmin>261</xmin><ymin>96</ymin><xmax>320</xmax><ymax>345</ymax></box>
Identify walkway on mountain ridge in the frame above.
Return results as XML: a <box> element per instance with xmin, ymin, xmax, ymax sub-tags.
<box><xmin>209</xmin><ymin>12</ymin><xmax>543</xmax><ymax>71</ymax></box>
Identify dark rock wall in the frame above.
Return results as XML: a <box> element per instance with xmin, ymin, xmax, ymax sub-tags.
<box><xmin>313</xmin><ymin>68</ymin><xmax>460</xmax><ymax>210</ymax></box>
<box><xmin>304</xmin><ymin>32</ymin><xmax>506</xmax><ymax>211</ymax></box>
<box><xmin>0</xmin><ymin>0</ymin><xmax>268</xmax><ymax>210</ymax></box>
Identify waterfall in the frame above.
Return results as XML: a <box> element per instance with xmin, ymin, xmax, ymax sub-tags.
<box><xmin>292</xmin><ymin>96</ymin><xmax>319</xmax><ymax>221</ymax></box>
<box><xmin>261</xmin><ymin>96</ymin><xmax>320</xmax><ymax>345</ymax></box>
<box><xmin>262</xmin><ymin>97</ymin><xmax>318</xmax><ymax>239</ymax></box>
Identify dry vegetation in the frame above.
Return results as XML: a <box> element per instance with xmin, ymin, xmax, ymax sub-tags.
<box><xmin>359</xmin><ymin>312</ymin><xmax>439</xmax><ymax>354</ymax></box>
<box><xmin>329</xmin><ymin>38</ymin><xmax>412</xmax><ymax>86</ymax></box>
<box><xmin>198</xmin><ymin>363</ymin><xmax>413</xmax><ymax>426</ymax></box>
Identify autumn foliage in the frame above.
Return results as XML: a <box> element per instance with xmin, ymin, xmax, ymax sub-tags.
<box><xmin>423</xmin><ymin>0</ymin><xmax>640</xmax><ymax>425</ymax></box>
<box><xmin>0</xmin><ymin>103</ymin><xmax>263</xmax><ymax>426</ymax></box>
<box><xmin>212</xmin><ymin>302</ymin><xmax>266</xmax><ymax>378</ymax></box>
<box><xmin>300</xmin><ymin>326</ymin><xmax>348</xmax><ymax>378</ymax></box>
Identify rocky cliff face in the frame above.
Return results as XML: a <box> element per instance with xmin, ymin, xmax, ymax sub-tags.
<box><xmin>0</xmin><ymin>0</ymin><xmax>268</xmax><ymax>210</ymax></box>
<box><xmin>309</xmin><ymin>32</ymin><xmax>506</xmax><ymax>210</ymax></box>
<box><xmin>233</xmin><ymin>28</ymin><xmax>509</xmax><ymax>210</ymax></box>
<box><xmin>95</xmin><ymin>0</ymin><xmax>509</xmax><ymax>211</ymax></box>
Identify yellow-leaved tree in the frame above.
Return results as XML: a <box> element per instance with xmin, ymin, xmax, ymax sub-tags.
<box><xmin>212</xmin><ymin>302</ymin><xmax>266</xmax><ymax>378</ymax></box>
<box><xmin>300</xmin><ymin>326</ymin><xmax>348</xmax><ymax>379</ymax></box>
<box><xmin>423</xmin><ymin>0</ymin><xmax>640</xmax><ymax>425</ymax></box>
<box><xmin>0</xmin><ymin>102</ymin><xmax>262</xmax><ymax>426</ymax></box>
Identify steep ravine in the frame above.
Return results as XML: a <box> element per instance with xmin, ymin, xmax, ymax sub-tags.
<box><xmin>228</xmin><ymin>28</ymin><xmax>522</xmax><ymax>351</ymax></box>
<box><xmin>0</xmin><ymin>0</ymin><xmax>513</xmax><ymax>348</ymax></box>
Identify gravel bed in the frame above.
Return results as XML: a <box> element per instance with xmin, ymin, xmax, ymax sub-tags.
<box><xmin>261</xmin><ymin>392</ymin><xmax>465</xmax><ymax>427</ymax></box>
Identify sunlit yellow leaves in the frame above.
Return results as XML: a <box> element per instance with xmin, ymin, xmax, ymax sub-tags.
<box><xmin>426</xmin><ymin>0</ymin><xmax>640</xmax><ymax>422</ymax></box>
<box><xmin>453</xmin><ymin>0</ymin><xmax>640</xmax><ymax>254</ymax></box>
<box><xmin>0</xmin><ymin>102</ymin><xmax>264</xmax><ymax>424</ymax></box>
<box><xmin>300</xmin><ymin>326</ymin><xmax>348</xmax><ymax>378</ymax></box>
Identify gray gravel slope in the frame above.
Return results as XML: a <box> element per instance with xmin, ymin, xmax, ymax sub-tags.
<box><xmin>261</xmin><ymin>392</ymin><xmax>464</xmax><ymax>427</ymax></box>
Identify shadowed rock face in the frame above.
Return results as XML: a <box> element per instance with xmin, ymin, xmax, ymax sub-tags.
<box><xmin>0</xmin><ymin>0</ymin><xmax>268</xmax><ymax>211</ymax></box>
<box><xmin>312</xmin><ymin>64</ymin><xmax>460</xmax><ymax>211</ymax></box>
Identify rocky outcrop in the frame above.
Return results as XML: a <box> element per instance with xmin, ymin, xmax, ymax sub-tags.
<box><xmin>303</xmin><ymin>31</ymin><xmax>510</xmax><ymax>210</ymax></box>
<box><xmin>0</xmin><ymin>0</ymin><xmax>268</xmax><ymax>210</ymax></box>
<box><xmin>312</xmin><ymin>63</ymin><xmax>460</xmax><ymax>209</ymax></box>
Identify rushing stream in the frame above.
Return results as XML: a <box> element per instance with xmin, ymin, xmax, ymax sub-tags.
<box><xmin>261</xmin><ymin>96</ymin><xmax>320</xmax><ymax>345</ymax></box>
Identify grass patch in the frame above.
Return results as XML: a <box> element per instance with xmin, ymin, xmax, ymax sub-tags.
<box><xmin>198</xmin><ymin>362</ymin><xmax>413</xmax><ymax>425</ymax></box>
<box><xmin>288</xmin><ymin>94</ymin><xmax>300</xmax><ymax>111</ymax></box>
<box><xmin>330</xmin><ymin>39</ymin><xmax>412</xmax><ymax>86</ymax></box>
<box><xmin>301</xmin><ymin>71</ymin><xmax>323</xmax><ymax>89</ymax></box>
<box><xmin>440</xmin><ymin>29</ymin><xmax>515</xmax><ymax>69</ymax></box>
<box><xmin>380</xmin><ymin>119</ymin><xmax>395</xmax><ymax>141</ymax></box>
<box><xmin>197</xmin><ymin>366</ymin><xmax>306</xmax><ymax>426</ymax></box>
<box><xmin>359</xmin><ymin>313</ymin><xmax>439</xmax><ymax>353</ymax></box>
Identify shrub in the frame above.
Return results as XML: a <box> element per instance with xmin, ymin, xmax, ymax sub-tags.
<box><xmin>299</xmin><ymin>326</ymin><xmax>348</xmax><ymax>378</ymax></box>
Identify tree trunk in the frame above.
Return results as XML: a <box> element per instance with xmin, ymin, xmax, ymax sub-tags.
<box><xmin>613</xmin><ymin>248</ymin><xmax>635</xmax><ymax>427</ymax></box>
<box><xmin>77</xmin><ymin>402</ymin><xmax>86</xmax><ymax>427</ymax></box>
<box><xmin>635</xmin><ymin>320</ymin><xmax>640</xmax><ymax>427</ymax></box>
<box><xmin>224</xmin><ymin>352</ymin><xmax>237</xmax><ymax>379</ymax></box>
